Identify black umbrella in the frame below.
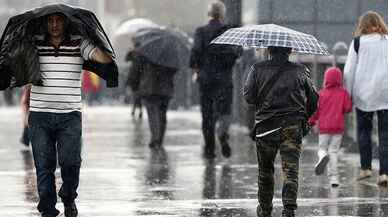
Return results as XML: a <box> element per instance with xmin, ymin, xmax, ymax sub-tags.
<box><xmin>132</xmin><ymin>27</ymin><xmax>191</xmax><ymax>69</ymax></box>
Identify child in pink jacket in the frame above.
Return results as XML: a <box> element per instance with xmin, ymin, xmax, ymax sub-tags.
<box><xmin>309</xmin><ymin>67</ymin><xmax>352</xmax><ymax>187</ymax></box>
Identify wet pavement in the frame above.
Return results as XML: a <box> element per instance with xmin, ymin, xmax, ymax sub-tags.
<box><xmin>1</xmin><ymin>106</ymin><xmax>388</xmax><ymax>217</ymax></box>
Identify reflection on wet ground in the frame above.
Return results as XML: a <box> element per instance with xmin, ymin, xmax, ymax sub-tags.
<box><xmin>0</xmin><ymin>107</ymin><xmax>387</xmax><ymax>217</ymax></box>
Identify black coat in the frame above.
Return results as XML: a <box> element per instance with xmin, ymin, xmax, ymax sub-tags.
<box><xmin>189</xmin><ymin>19</ymin><xmax>241</xmax><ymax>86</ymax></box>
<box><xmin>0</xmin><ymin>4</ymin><xmax>118</xmax><ymax>90</ymax></box>
<box><xmin>243</xmin><ymin>58</ymin><xmax>318</xmax><ymax>131</ymax></box>
<box><xmin>128</xmin><ymin>53</ymin><xmax>177</xmax><ymax>98</ymax></box>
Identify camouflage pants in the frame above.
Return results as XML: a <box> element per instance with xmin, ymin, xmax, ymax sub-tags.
<box><xmin>255</xmin><ymin>124</ymin><xmax>302</xmax><ymax>213</ymax></box>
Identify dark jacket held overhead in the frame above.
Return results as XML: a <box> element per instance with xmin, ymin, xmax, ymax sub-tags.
<box><xmin>0</xmin><ymin>4</ymin><xmax>118</xmax><ymax>90</ymax></box>
<box><xmin>243</xmin><ymin>59</ymin><xmax>319</xmax><ymax>130</ymax></box>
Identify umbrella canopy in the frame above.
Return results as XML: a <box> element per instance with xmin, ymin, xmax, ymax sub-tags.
<box><xmin>211</xmin><ymin>24</ymin><xmax>329</xmax><ymax>55</ymax></box>
<box><xmin>114</xmin><ymin>18</ymin><xmax>159</xmax><ymax>36</ymax></box>
<box><xmin>132</xmin><ymin>27</ymin><xmax>191</xmax><ymax>69</ymax></box>
<box><xmin>112</xmin><ymin>18</ymin><xmax>159</xmax><ymax>62</ymax></box>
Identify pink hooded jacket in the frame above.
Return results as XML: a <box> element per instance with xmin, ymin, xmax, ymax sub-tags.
<box><xmin>308</xmin><ymin>67</ymin><xmax>352</xmax><ymax>134</ymax></box>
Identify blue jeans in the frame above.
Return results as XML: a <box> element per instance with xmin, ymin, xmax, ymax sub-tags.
<box><xmin>356</xmin><ymin>109</ymin><xmax>388</xmax><ymax>175</ymax></box>
<box><xmin>29</xmin><ymin>111</ymin><xmax>82</xmax><ymax>216</ymax></box>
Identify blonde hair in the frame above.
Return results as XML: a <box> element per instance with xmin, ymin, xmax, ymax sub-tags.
<box><xmin>354</xmin><ymin>11</ymin><xmax>388</xmax><ymax>37</ymax></box>
<box><xmin>208</xmin><ymin>1</ymin><xmax>226</xmax><ymax>19</ymax></box>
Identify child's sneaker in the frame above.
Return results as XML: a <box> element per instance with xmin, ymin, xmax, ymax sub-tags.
<box><xmin>356</xmin><ymin>169</ymin><xmax>372</xmax><ymax>181</ymax></box>
<box><xmin>378</xmin><ymin>174</ymin><xmax>388</xmax><ymax>186</ymax></box>
<box><xmin>330</xmin><ymin>176</ymin><xmax>339</xmax><ymax>187</ymax></box>
<box><xmin>315</xmin><ymin>153</ymin><xmax>329</xmax><ymax>175</ymax></box>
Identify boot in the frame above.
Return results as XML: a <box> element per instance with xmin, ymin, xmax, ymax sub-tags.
<box><xmin>282</xmin><ymin>209</ymin><xmax>295</xmax><ymax>217</ymax></box>
<box><xmin>219</xmin><ymin>133</ymin><xmax>231</xmax><ymax>158</ymax></box>
<box><xmin>64</xmin><ymin>202</ymin><xmax>78</xmax><ymax>217</ymax></box>
<box><xmin>256</xmin><ymin>204</ymin><xmax>272</xmax><ymax>217</ymax></box>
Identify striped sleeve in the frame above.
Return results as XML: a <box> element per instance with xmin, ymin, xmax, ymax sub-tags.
<box><xmin>80</xmin><ymin>38</ymin><xmax>97</xmax><ymax>61</ymax></box>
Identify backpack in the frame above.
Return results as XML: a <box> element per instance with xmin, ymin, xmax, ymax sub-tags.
<box><xmin>354</xmin><ymin>36</ymin><xmax>360</xmax><ymax>54</ymax></box>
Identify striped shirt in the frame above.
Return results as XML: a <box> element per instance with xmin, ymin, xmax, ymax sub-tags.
<box><xmin>30</xmin><ymin>35</ymin><xmax>96</xmax><ymax>113</ymax></box>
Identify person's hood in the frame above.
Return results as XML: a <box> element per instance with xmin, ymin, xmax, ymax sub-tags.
<box><xmin>324</xmin><ymin>67</ymin><xmax>343</xmax><ymax>88</ymax></box>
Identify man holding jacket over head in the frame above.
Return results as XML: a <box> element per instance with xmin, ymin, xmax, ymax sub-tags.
<box><xmin>27</xmin><ymin>13</ymin><xmax>112</xmax><ymax>217</ymax></box>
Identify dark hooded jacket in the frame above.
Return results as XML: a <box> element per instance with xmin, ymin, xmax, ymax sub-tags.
<box><xmin>0</xmin><ymin>4</ymin><xmax>118</xmax><ymax>90</ymax></box>
<box><xmin>243</xmin><ymin>54</ymin><xmax>319</xmax><ymax>134</ymax></box>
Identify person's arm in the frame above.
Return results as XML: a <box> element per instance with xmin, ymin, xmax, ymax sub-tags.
<box><xmin>243</xmin><ymin>65</ymin><xmax>259</xmax><ymax>105</ymax></box>
<box><xmin>127</xmin><ymin>54</ymin><xmax>142</xmax><ymax>91</ymax></box>
<box><xmin>343</xmin><ymin>40</ymin><xmax>358</xmax><ymax>97</ymax></box>
<box><xmin>20</xmin><ymin>85</ymin><xmax>31</xmax><ymax>127</ymax></box>
<box><xmin>81</xmin><ymin>39</ymin><xmax>113</xmax><ymax>64</ymax></box>
<box><xmin>343</xmin><ymin>90</ymin><xmax>353</xmax><ymax>113</ymax></box>
<box><xmin>190</xmin><ymin>28</ymin><xmax>203</xmax><ymax>82</ymax></box>
<box><xmin>303</xmin><ymin>68</ymin><xmax>319</xmax><ymax>118</ymax></box>
<box><xmin>190</xmin><ymin>28</ymin><xmax>203</xmax><ymax>70</ymax></box>
<box><xmin>308</xmin><ymin>109</ymin><xmax>319</xmax><ymax>126</ymax></box>
<box><xmin>89</xmin><ymin>47</ymin><xmax>113</xmax><ymax>63</ymax></box>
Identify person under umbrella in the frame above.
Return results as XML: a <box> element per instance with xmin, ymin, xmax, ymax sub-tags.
<box><xmin>112</xmin><ymin>18</ymin><xmax>159</xmax><ymax>62</ymax></box>
<box><xmin>127</xmin><ymin>51</ymin><xmax>177</xmax><ymax>149</ymax></box>
<box><xmin>0</xmin><ymin>4</ymin><xmax>117</xmax><ymax>217</ymax></box>
<box><xmin>245</xmin><ymin>46</ymin><xmax>318</xmax><ymax>217</ymax></box>
<box><xmin>129</xmin><ymin>27</ymin><xmax>189</xmax><ymax>149</ymax></box>
<box><xmin>213</xmin><ymin>24</ymin><xmax>325</xmax><ymax>217</ymax></box>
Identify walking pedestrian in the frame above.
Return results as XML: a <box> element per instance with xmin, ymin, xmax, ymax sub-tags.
<box><xmin>243</xmin><ymin>46</ymin><xmax>318</xmax><ymax>217</ymax></box>
<box><xmin>0</xmin><ymin>6</ymin><xmax>118</xmax><ymax>216</ymax></box>
<box><xmin>127</xmin><ymin>52</ymin><xmax>177</xmax><ymax>149</ymax></box>
<box><xmin>190</xmin><ymin>1</ymin><xmax>241</xmax><ymax>159</ymax></box>
<box><xmin>309</xmin><ymin>67</ymin><xmax>352</xmax><ymax>187</ymax></box>
<box><xmin>344</xmin><ymin>10</ymin><xmax>388</xmax><ymax>186</ymax></box>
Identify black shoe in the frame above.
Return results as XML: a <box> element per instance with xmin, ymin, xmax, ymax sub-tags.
<box><xmin>282</xmin><ymin>209</ymin><xmax>295</xmax><ymax>217</ymax></box>
<box><xmin>149</xmin><ymin>141</ymin><xmax>161</xmax><ymax>149</ymax></box>
<box><xmin>219</xmin><ymin>133</ymin><xmax>231</xmax><ymax>158</ymax></box>
<box><xmin>256</xmin><ymin>205</ymin><xmax>271</xmax><ymax>217</ymax></box>
<box><xmin>221</xmin><ymin>144</ymin><xmax>231</xmax><ymax>158</ymax></box>
<box><xmin>203</xmin><ymin>149</ymin><xmax>216</xmax><ymax>159</ymax></box>
<box><xmin>64</xmin><ymin>202</ymin><xmax>78</xmax><ymax>217</ymax></box>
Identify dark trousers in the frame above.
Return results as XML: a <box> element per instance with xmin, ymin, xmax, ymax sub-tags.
<box><xmin>356</xmin><ymin>109</ymin><xmax>388</xmax><ymax>175</ymax></box>
<box><xmin>256</xmin><ymin>124</ymin><xmax>302</xmax><ymax>213</ymax></box>
<box><xmin>29</xmin><ymin>111</ymin><xmax>82</xmax><ymax>216</ymax></box>
<box><xmin>199</xmin><ymin>84</ymin><xmax>232</xmax><ymax>152</ymax></box>
<box><xmin>143</xmin><ymin>96</ymin><xmax>170</xmax><ymax>145</ymax></box>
